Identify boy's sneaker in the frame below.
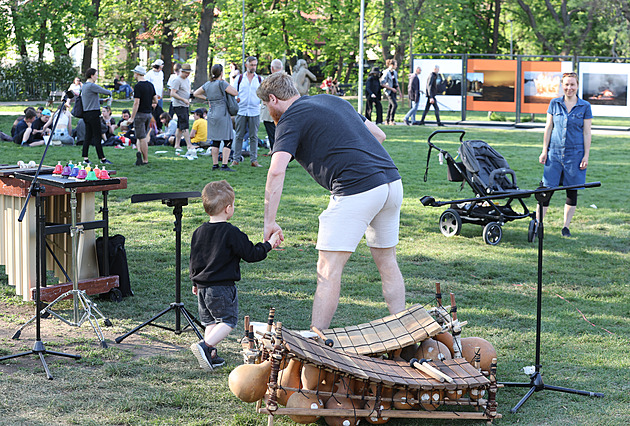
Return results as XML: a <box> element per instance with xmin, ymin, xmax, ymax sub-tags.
<box><xmin>190</xmin><ymin>341</ymin><xmax>225</xmax><ymax>370</ymax></box>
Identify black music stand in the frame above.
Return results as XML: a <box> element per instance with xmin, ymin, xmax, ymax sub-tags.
<box><xmin>115</xmin><ymin>192</ymin><xmax>204</xmax><ymax>343</ymax></box>
<box><xmin>501</xmin><ymin>182</ymin><xmax>604</xmax><ymax>412</ymax></box>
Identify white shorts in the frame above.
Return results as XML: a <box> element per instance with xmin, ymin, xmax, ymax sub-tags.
<box><xmin>316</xmin><ymin>179</ymin><xmax>403</xmax><ymax>252</ymax></box>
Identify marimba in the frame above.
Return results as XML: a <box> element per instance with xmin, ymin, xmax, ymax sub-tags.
<box><xmin>0</xmin><ymin>166</ymin><xmax>127</xmax><ymax>301</ymax></box>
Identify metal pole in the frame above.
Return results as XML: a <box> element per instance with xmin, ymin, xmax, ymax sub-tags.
<box><xmin>242</xmin><ymin>0</ymin><xmax>246</xmax><ymax>69</ymax></box>
<box><xmin>508</xmin><ymin>20</ymin><xmax>513</xmax><ymax>58</ymax></box>
<box><xmin>357</xmin><ymin>0</ymin><xmax>366</xmax><ymax>114</ymax></box>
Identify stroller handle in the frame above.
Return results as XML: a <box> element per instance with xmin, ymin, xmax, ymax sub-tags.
<box><xmin>427</xmin><ymin>130</ymin><xmax>466</xmax><ymax>150</ymax></box>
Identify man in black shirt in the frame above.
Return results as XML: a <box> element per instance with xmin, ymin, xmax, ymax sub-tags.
<box><xmin>258</xmin><ymin>73</ymin><xmax>406</xmax><ymax>330</ymax></box>
<box><xmin>130</xmin><ymin>65</ymin><xmax>157</xmax><ymax>165</ymax></box>
<box><xmin>13</xmin><ymin>109</ymin><xmax>39</xmax><ymax>146</ymax></box>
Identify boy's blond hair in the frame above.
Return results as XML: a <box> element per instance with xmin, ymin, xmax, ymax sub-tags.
<box><xmin>202</xmin><ymin>180</ymin><xmax>235</xmax><ymax>216</ymax></box>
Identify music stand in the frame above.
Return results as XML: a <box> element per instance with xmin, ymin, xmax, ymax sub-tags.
<box><xmin>115</xmin><ymin>192</ymin><xmax>204</xmax><ymax>343</ymax></box>
<box><xmin>501</xmin><ymin>182</ymin><xmax>604</xmax><ymax>412</ymax></box>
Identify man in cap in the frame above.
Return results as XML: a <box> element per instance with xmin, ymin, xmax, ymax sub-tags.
<box><xmin>130</xmin><ymin>65</ymin><xmax>157</xmax><ymax>165</ymax></box>
<box><xmin>365</xmin><ymin>66</ymin><xmax>383</xmax><ymax>124</ymax></box>
<box><xmin>146</xmin><ymin>59</ymin><xmax>165</xmax><ymax>108</ymax></box>
<box><xmin>169</xmin><ymin>63</ymin><xmax>197</xmax><ymax>159</ymax></box>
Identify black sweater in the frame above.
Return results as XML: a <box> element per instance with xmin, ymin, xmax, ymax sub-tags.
<box><xmin>189</xmin><ymin>222</ymin><xmax>271</xmax><ymax>287</ymax></box>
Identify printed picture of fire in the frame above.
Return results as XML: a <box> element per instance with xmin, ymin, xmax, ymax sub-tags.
<box><xmin>523</xmin><ymin>72</ymin><xmax>562</xmax><ymax>104</ymax></box>
<box><xmin>583</xmin><ymin>73</ymin><xmax>628</xmax><ymax>106</ymax></box>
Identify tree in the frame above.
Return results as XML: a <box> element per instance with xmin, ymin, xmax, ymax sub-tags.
<box><xmin>194</xmin><ymin>0</ymin><xmax>217</xmax><ymax>87</ymax></box>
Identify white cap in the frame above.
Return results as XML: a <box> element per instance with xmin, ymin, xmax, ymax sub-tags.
<box><xmin>153</xmin><ymin>59</ymin><xmax>164</xmax><ymax>67</ymax></box>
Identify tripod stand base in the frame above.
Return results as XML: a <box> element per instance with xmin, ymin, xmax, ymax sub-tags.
<box><xmin>115</xmin><ymin>302</ymin><xmax>204</xmax><ymax>344</ymax></box>
<box><xmin>502</xmin><ymin>372</ymin><xmax>604</xmax><ymax>413</ymax></box>
<box><xmin>0</xmin><ymin>340</ymin><xmax>81</xmax><ymax>380</ymax></box>
<box><xmin>12</xmin><ymin>290</ymin><xmax>112</xmax><ymax>348</ymax></box>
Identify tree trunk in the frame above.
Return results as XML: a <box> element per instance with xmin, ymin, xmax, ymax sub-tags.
<box><xmin>161</xmin><ymin>19</ymin><xmax>175</xmax><ymax>77</ymax></box>
<box><xmin>491</xmin><ymin>0</ymin><xmax>500</xmax><ymax>54</ymax></box>
<box><xmin>193</xmin><ymin>0</ymin><xmax>216</xmax><ymax>88</ymax></box>
<box><xmin>81</xmin><ymin>0</ymin><xmax>101</xmax><ymax>73</ymax></box>
<box><xmin>381</xmin><ymin>0</ymin><xmax>393</xmax><ymax>60</ymax></box>
<box><xmin>38</xmin><ymin>20</ymin><xmax>47</xmax><ymax>62</ymax></box>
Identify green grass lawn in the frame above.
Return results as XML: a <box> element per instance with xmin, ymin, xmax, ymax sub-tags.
<box><xmin>0</xmin><ymin>109</ymin><xmax>628</xmax><ymax>425</ymax></box>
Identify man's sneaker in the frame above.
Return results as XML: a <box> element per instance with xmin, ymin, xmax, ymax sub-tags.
<box><xmin>212</xmin><ymin>164</ymin><xmax>220</xmax><ymax>171</ymax></box>
<box><xmin>221</xmin><ymin>165</ymin><xmax>235</xmax><ymax>172</ymax></box>
<box><xmin>100</xmin><ymin>159</ymin><xmax>113</xmax><ymax>165</ymax></box>
<box><xmin>561</xmin><ymin>227</ymin><xmax>572</xmax><ymax>237</ymax></box>
<box><xmin>135</xmin><ymin>151</ymin><xmax>143</xmax><ymax>166</ymax></box>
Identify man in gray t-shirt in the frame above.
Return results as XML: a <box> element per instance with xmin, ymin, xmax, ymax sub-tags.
<box><xmin>169</xmin><ymin>63</ymin><xmax>196</xmax><ymax>158</ymax></box>
<box><xmin>258</xmin><ymin>73</ymin><xmax>405</xmax><ymax>331</ymax></box>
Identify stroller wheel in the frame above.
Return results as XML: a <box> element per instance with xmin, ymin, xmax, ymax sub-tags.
<box><xmin>483</xmin><ymin>222</ymin><xmax>503</xmax><ymax>245</ymax></box>
<box><xmin>439</xmin><ymin>209</ymin><xmax>462</xmax><ymax>237</ymax></box>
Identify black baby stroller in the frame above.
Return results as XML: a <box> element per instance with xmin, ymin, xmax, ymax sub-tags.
<box><xmin>421</xmin><ymin>130</ymin><xmax>536</xmax><ymax>245</ymax></box>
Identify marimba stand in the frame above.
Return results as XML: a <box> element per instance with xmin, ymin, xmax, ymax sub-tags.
<box><xmin>115</xmin><ymin>192</ymin><xmax>204</xmax><ymax>343</ymax></box>
<box><xmin>0</xmin><ymin>182</ymin><xmax>81</xmax><ymax>379</ymax></box>
<box><xmin>11</xmin><ymin>186</ymin><xmax>112</xmax><ymax>348</ymax></box>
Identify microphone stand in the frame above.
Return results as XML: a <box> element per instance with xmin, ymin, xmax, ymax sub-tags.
<box><xmin>500</xmin><ymin>182</ymin><xmax>604</xmax><ymax>412</ymax></box>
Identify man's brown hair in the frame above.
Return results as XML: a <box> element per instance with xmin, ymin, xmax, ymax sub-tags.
<box><xmin>256</xmin><ymin>72</ymin><xmax>298</xmax><ymax>102</ymax></box>
<box><xmin>202</xmin><ymin>180</ymin><xmax>235</xmax><ymax>216</ymax></box>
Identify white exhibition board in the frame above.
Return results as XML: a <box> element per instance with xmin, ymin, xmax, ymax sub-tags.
<box><xmin>412</xmin><ymin>58</ymin><xmax>462</xmax><ymax>111</ymax></box>
<box><xmin>579</xmin><ymin>62</ymin><xmax>630</xmax><ymax>117</ymax></box>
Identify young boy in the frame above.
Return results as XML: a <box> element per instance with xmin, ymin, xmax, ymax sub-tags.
<box><xmin>189</xmin><ymin>180</ymin><xmax>280</xmax><ymax>370</ymax></box>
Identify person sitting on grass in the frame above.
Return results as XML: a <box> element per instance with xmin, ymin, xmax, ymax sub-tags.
<box><xmin>13</xmin><ymin>109</ymin><xmax>43</xmax><ymax>146</ymax></box>
<box><xmin>189</xmin><ymin>180</ymin><xmax>280</xmax><ymax>370</ymax></box>
<box><xmin>190</xmin><ymin>108</ymin><xmax>208</xmax><ymax>147</ymax></box>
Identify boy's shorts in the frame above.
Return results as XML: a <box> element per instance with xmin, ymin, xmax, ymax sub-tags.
<box><xmin>173</xmin><ymin>106</ymin><xmax>190</xmax><ymax>130</ymax></box>
<box><xmin>197</xmin><ymin>285</ymin><xmax>238</xmax><ymax>328</ymax></box>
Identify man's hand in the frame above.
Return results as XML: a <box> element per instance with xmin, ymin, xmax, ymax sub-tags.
<box><xmin>192</xmin><ymin>286</ymin><xmax>198</xmax><ymax>295</ymax></box>
<box><xmin>267</xmin><ymin>230</ymin><xmax>282</xmax><ymax>248</ymax></box>
<box><xmin>264</xmin><ymin>222</ymin><xmax>284</xmax><ymax>246</ymax></box>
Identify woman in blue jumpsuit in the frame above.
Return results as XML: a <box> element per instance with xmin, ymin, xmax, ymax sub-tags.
<box><xmin>538</xmin><ymin>72</ymin><xmax>592</xmax><ymax>237</ymax></box>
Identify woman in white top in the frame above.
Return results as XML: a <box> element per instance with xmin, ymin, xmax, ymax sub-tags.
<box><xmin>43</xmin><ymin>100</ymin><xmax>74</xmax><ymax>145</ymax></box>
<box><xmin>68</xmin><ymin>77</ymin><xmax>82</xmax><ymax>98</ymax></box>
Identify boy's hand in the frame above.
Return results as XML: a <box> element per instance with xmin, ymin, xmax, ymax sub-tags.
<box><xmin>268</xmin><ymin>230</ymin><xmax>282</xmax><ymax>248</ymax></box>
<box><xmin>192</xmin><ymin>286</ymin><xmax>198</xmax><ymax>295</ymax></box>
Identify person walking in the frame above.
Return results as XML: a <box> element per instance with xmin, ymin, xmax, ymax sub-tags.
<box><xmin>380</xmin><ymin>59</ymin><xmax>399</xmax><ymax>125</ymax></box>
<box><xmin>194</xmin><ymin>64</ymin><xmax>238</xmax><ymax>171</ymax></box>
<box><xmin>538</xmin><ymin>72</ymin><xmax>592</xmax><ymax>237</ymax></box>
<box><xmin>81</xmin><ymin>68</ymin><xmax>113</xmax><ymax>165</ymax></box>
<box><xmin>365</xmin><ymin>67</ymin><xmax>383</xmax><ymax>124</ymax></box>
<box><xmin>130</xmin><ymin>65</ymin><xmax>157</xmax><ymax>166</ymax></box>
<box><xmin>170</xmin><ymin>63</ymin><xmax>197</xmax><ymax>159</ymax></box>
<box><xmin>403</xmin><ymin>66</ymin><xmax>422</xmax><ymax>125</ymax></box>
<box><xmin>418</xmin><ymin>65</ymin><xmax>443</xmax><ymax>126</ymax></box>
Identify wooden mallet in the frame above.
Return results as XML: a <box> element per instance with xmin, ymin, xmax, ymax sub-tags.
<box><xmin>409</xmin><ymin>358</ymin><xmax>454</xmax><ymax>383</ymax></box>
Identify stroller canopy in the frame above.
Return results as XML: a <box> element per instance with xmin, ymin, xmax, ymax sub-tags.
<box><xmin>459</xmin><ymin>140</ymin><xmax>518</xmax><ymax>194</ymax></box>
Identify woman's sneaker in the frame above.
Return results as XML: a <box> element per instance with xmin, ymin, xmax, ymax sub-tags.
<box><xmin>190</xmin><ymin>341</ymin><xmax>225</xmax><ymax>370</ymax></box>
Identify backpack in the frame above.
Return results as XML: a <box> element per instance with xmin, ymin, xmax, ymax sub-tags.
<box><xmin>71</xmin><ymin>92</ymin><xmax>84</xmax><ymax>118</ymax></box>
<box><xmin>237</xmin><ymin>74</ymin><xmax>262</xmax><ymax>91</ymax></box>
<box><xmin>96</xmin><ymin>234</ymin><xmax>133</xmax><ymax>297</ymax></box>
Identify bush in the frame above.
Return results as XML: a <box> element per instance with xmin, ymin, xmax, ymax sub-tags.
<box><xmin>0</xmin><ymin>56</ymin><xmax>78</xmax><ymax>100</ymax></box>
